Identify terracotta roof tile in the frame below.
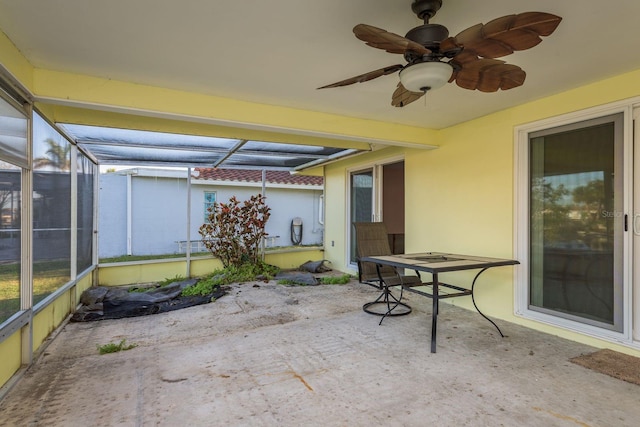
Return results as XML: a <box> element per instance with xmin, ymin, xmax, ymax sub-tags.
<box><xmin>194</xmin><ymin>168</ymin><xmax>323</xmax><ymax>186</ymax></box>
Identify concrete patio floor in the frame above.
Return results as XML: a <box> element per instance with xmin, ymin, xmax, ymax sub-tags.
<box><xmin>1</xmin><ymin>279</ymin><xmax>638</xmax><ymax>426</ymax></box>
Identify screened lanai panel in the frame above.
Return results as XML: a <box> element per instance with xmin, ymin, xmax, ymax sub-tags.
<box><xmin>0</xmin><ymin>165</ymin><xmax>22</xmax><ymax>325</ymax></box>
<box><xmin>77</xmin><ymin>152</ymin><xmax>94</xmax><ymax>273</ymax></box>
<box><xmin>60</xmin><ymin>124</ymin><xmax>240</xmax><ymax>150</ymax></box>
<box><xmin>240</xmin><ymin>141</ymin><xmax>347</xmax><ymax>156</ymax></box>
<box><xmin>0</xmin><ymin>102</ymin><xmax>28</xmax><ymax>168</ymax></box>
<box><xmin>77</xmin><ymin>144</ymin><xmax>225</xmax><ymax>166</ymax></box>
<box><xmin>33</xmin><ymin>113</ymin><xmax>71</xmax><ymax>305</ymax></box>
<box><xmin>222</xmin><ymin>153</ymin><xmax>321</xmax><ymax>169</ymax></box>
<box><xmin>58</xmin><ymin>123</ymin><xmax>363</xmax><ymax>170</ymax></box>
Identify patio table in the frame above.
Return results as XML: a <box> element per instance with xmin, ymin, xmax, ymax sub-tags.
<box><xmin>360</xmin><ymin>252</ymin><xmax>520</xmax><ymax>353</ymax></box>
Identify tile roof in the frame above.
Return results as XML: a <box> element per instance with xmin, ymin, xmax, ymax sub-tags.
<box><xmin>194</xmin><ymin>168</ymin><xmax>323</xmax><ymax>186</ymax></box>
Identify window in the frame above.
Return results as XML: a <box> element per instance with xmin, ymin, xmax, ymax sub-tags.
<box><xmin>204</xmin><ymin>191</ymin><xmax>216</xmax><ymax>222</ymax></box>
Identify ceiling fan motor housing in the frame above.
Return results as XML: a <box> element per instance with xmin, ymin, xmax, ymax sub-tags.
<box><xmin>405</xmin><ymin>23</ymin><xmax>449</xmax><ymax>51</ymax></box>
<box><xmin>412</xmin><ymin>0</ymin><xmax>443</xmax><ymax>21</ymax></box>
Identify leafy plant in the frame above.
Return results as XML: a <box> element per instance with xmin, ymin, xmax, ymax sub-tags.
<box><xmin>128</xmin><ymin>274</ymin><xmax>187</xmax><ymax>293</ymax></box>
<box><xmin>158</xmin><ymin>274</ymin><xmax>186</xmax><ymax>287</ymax></box>
<box><xmin>278</xmin><ymin>274</ymin><xmax>353</xmax><ymax>286</ymax></box>
<box><xmin>97</xmin><ymin>339</ymin><xmax>137</xmax><ymax>355</ymax></box>
<box><xmin>319</xmin><ymin>274</ymin><xmax>353</xmax><ymax>285</ymax></box>
<box><xmin>199</xmin><ymin>194</ymin><xmax>271</xmax><ymax>268</ymax></box>
<box><xmin>181</xmin><ymin>277</ymin><xmax>219</xmax><ymax>297</ymax></box>
<box><xmin>181</xmin><ymin>262</ymin><xmax>279</xmax><ymax>296</ymax></box>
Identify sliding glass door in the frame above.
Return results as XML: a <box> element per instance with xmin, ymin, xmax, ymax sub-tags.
<box><xmin>348</xmin><ymin>161</ymin><xmax>407</xmax><ymax>265</ymax></box>
<box><xmin>528</xmin><ymin>113</ymin><xmax>624</xmax><ymax>330</ymax></box>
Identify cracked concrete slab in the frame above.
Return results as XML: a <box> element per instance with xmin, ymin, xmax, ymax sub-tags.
<box><xmin>1</xmin><ymin>280</ymin><xmax>638</xmax><ymax>426</ymax></box>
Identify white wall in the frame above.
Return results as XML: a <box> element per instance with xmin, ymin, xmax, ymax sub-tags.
<box><xmin>191</xmin><ymin>185</ymin><xmax>324</xmax><ymax>247</ymax></box>
<box><xmin>99</xmin><ymin>173</ymin><xmax>323</xmax><ymax>258</ymax></box>
<box><xmin>131</xmin><ymin>175</ymin><xmax>188</xmax><ymax>255</ymax></box>
<box><xmin>98</xmin><ymin>174</ymin><xmax>128</xmax><ymax>258</ymax></box>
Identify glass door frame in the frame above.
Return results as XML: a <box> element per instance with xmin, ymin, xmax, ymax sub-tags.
<box><xmin>346</xmin><ymin>155</ymin><xmax>404</xmax><ymax>269</ymax></box>
<box><xmin>633</xmin><ymin>107</ymin><xmax>640</xmax><ymax>342</ymax></box>
<box><xmin>347</xmin><ymin>165</ymin><xmax>380</xmax><ymax>269</ymax></box>
<box><xmin>515</xmin><ymin>102</ymin><xmax>634</xmax><ymax>343</ymax></box>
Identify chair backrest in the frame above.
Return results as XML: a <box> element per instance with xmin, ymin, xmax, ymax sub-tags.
<box><xmin>354</xmin><ymin>222</ymin><xmax>397</xmax><ymax>282</ymax></box>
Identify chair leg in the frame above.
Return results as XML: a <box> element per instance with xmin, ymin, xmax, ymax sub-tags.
<box><xmin>362</xmin><ymin>285</ymin><xmax>411</xmax><ymax>324</ymax></box>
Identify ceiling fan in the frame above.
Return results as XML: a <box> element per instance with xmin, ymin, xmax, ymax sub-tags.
<box><xmin>318</xmin><ymin>0</ymin><xmax>562</xmax><ymax>107</ymax></box>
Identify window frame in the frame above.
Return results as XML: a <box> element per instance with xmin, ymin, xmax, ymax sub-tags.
<box><xmin>203</xmin><ymin>191</ymin><xmax>217</xmax><ymax>222</ymax></box>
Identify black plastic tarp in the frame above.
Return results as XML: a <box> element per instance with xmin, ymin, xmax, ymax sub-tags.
<box><xmin>71</xmin><ymin>279</ymin><xmax>227</xmax><ymax>322</ymax></box>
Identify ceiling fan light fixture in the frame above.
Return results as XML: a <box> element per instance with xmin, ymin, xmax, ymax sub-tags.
<box><xmin>399</xmin><ymin>61</ymin><xmax>453</xmax><ymax>92</ymax></box>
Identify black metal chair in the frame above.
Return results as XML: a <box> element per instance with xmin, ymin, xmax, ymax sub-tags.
<box><xmin>354</xmin><ymin>222</ymin><xmax>421</xmax><ymax>324</ymax></box>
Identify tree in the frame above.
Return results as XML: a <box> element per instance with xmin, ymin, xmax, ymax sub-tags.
<box><xmin>34</xmin><ymin>138</ymin><xmax>71</xmax><ymax>171</ymax></box>
<box><xmin>531</xmin><ymin>178</ymin><xmax>575</xmax><ymax>242</ymax></box>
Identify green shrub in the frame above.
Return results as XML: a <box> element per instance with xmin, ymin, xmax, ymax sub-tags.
<box><xmin>128</xmin><ymin>274</ymin><xmax>187</xmax><ymax>293</ymax></box>
<box><xmin>158</xmin><ymin>274</ymin><xmax>186</xmax><ymax>287</ymax></box>
<box><xmin>278</xmin><ymin>274</ymin><xmax>353</xmax><ymax>286</ymax></box>
<box><xmin>199</xmin><ymin>194</ymin><xmax>271</xmax><ymax>268</ymax></box>
<box><xmin>181</xmin><ymin>262</ymin><xmax>279</xmax><ymax>296</ymax></box>
<box><xmin>181</xmin><ymin>277</ymin><xmax>219</xmax><ymax>297</ymax></box>
<box><xmin>319</xmin><ymin>274</ymin><xmax>353</xmax><ymax>285</ymax></box>
<box><xmin>97</xmin><ymin>339</ymin><xmax>137</xmax><ymax>355</ymax></box>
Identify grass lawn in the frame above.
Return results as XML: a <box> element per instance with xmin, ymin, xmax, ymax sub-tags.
<box><xmin>0</xmin><ymin>261</ymin><xmax>70</xmax><ymax>324</ymax></box>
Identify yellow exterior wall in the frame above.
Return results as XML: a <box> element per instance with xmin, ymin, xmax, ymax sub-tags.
<box><xmin>32</xmin><ymin>292</ymin><xmax>72</xmax><ymax>352</ymax></box>
<box><xmin>0</xmin><ymin>332</ymin><xmax>21</xmax><ymax>389</ymax></box>
<box><xmin>98</xmin><ymin>260</ymin><xmax>189</xmax><ymax>286</ymax></box>
<box><xmin>75</xmin><ymin>273</ymin><xmax>94</xmax><ymax>298</ymax></box>
<box><xmin>97</xmin><ymin>249</ymin><xmax>325</xmax><ymax>286</ymax></box>
<box><xmin>189</xmin><ymin>257</ymin><xmax>225</xmax><ymax>278</ymax></box>
<box><xmin>264</xmin><ymin>248</ymin><xmax>325</xmax><ymax>269</ymax></box>
<box><xmin>0</xmin><ymin>30</ymin><xmax>34</xmax><ymax>90</ymax></box>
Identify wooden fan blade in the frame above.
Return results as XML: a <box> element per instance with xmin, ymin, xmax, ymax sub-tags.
<box><xmin>440</xmin><ymin>36</ymin><xmax>463</xmax><ymax>56</ymax></box>
<box><xmin>353</xmin><ymin>24</ymin><xmax>431</xmax><ymax>55</ymax></box>
<box><xmin>476</xmin><ymin>64</ymin><xmax>526</xmax><ymax>92</ymax></box>
<box><xmin>317</xmin><ymin>64</ymin><xmax>404</xmax><ymax>89</ymax></box>
<box><xmin>453</xmin><ymin>12</ymin><xmax>562</xmax><ymax>59</ymax></box>
<box><xmin>451</xmin><ymin>58</ymin><xmax>526</xmax><ymax>92</ymax></box>
<box><xmin>391</xmin><ymin>83</ymin><xmax>425</xmax><ymax>107</ymax></box>
<box><xmin>446</xmin><ymin>50</ymin><xmax>478</xmax><ymax>66</ymax></box>
<box><xmin>512</xmin><ymin>11</ymin><xmax>563</xmax><ymax>37</ymax></box>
